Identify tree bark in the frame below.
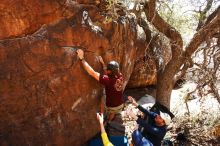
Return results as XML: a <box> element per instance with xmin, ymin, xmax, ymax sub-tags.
<box><xmin>144</xmin><ymin>0</ymin><xmax>183</xmax><ymax>108</ymax></box>
<box><xmin>144</xmin><ymin>0</ymin><xmax>220</xmax><ymax>109</ymax></box>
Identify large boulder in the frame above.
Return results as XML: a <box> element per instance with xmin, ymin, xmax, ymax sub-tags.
<box><xmin>126</xmin><ymin>40</ymin><xmax>157</xmax><ymax>88</ymax></box>
<box><xmin>0</xmin><ymin>1</ymin><xmax>137</xmax><ymax>145</ymax></box>
<box><xmin>0</xmin><ymin>0</ymin><xmax>74</xmax><ymax>39</ymax></box>
<box><xmin>127</xmin><ymin>35</ymin><xmax>171</xmax><ymax>88</ymax></box>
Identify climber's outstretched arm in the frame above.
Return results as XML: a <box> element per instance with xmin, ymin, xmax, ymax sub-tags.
<box><xmin>77</xmin><ymin>49</ymin><xmax>100</xmax><ymax>81</ymax></box>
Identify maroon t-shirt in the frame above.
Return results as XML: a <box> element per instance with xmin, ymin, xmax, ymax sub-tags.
<box><xmin>99</xmin><ymin>73</ymin><xmax>124</xmax><ymax>107</ymax></box>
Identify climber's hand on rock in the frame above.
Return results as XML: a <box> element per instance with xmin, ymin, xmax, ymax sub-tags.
<box><xmin>98</xmin><ymin>56</ymin><xmax>105</xmax><ymax>65</ymax></box>
<box><xmin>77</xmin><ymin>49</ymin><xmax>84</xmax><ymax>60</ymax></box>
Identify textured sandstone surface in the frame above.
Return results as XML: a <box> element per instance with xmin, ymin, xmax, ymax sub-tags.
<box><xmin>0</xmin><ymin>0</ymin><xmax>70</xmax><ymax>39</ymax></box>
<box><xmin>0</xmin><ymin>0</ymin><xmax>157</xmax><ymax>145</ymax></box>
<box><xmin>127</xmin><ymin>57</ymin><xmax>157</xmax><ymax>88</ymax></box>
<box><xmin>0</xmin><ymin>1</ymin><xmax>138</xmax><ymax>145</ymax></box>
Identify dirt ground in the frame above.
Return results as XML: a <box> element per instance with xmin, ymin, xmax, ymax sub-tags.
<box><xmin>120</xmin><ymin>83</ymin><xmax>220</xmax><ymax>146</ymax></box>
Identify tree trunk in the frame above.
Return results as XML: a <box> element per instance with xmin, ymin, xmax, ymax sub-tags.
<box><xmin>144</xmin><ymin>0</ymin><xmax>183</xmax><ymax>109</ymax></box>
<box><xmin>144</xmin><ymin>0</ymin><xmax>220</xmax><ymax>109</ymax></box>
<box><xmin>156</xmin><ymin>71</ymin><xmax>174</xmax><ymax>108</ymax></box>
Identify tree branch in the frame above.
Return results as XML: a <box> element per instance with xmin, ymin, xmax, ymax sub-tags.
<box><xmin>196</xmin><ymin>0</ymin><xmax>214</xmax><ymax>30</ymax></box>
<box><xmin>144</xmin><ymin>0</ymin><xmax>183</xmax><ymax>78</ymax></box>
<box><xmin>204</xmin><ymin>5</ymin><xmax>220</xmax><ymax>26</ymax></box>
<box><xmin>184</xmin><ymin>8</ymin><xmax>220</xmax><ymax>59</ymax></box>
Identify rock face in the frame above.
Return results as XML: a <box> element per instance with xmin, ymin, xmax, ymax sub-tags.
<box><xmin>127</xmin><ymin>35</ymin><xmax>172</xmax><ymax>89</ymax></box>
<box><xmin>126</xmin><ymin>41</ymin><xmax>157</xmax><ymax>88</ymax></box>
<box><xmin>127</xmin><ymin>57</ymin><xmax>157</xmax><ymax>88</ymax></box>
<box><xmin>0</xmin><ymin>0</ymin><xmax>73</xmax><ymax>39</ymax></box>
<box><xmin>0</xmin><ymin>1</ymin><xmax>137</xmax><ymax>145</ymax></box>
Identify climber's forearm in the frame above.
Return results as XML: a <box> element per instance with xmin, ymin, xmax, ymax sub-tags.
<box><xmin>81</xmin><ymin>59</ymin><xmax>100</xmax><ymax>81</ymax></box>
<box><xmin>98</xmin><ymin>56</ymin><xmax>107</xmax><ymax>71</ymax></box>
<box><xmin>100</xmin><ymin>122</ymin><xmax>106</xmax><ymax>133</ymax></box>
